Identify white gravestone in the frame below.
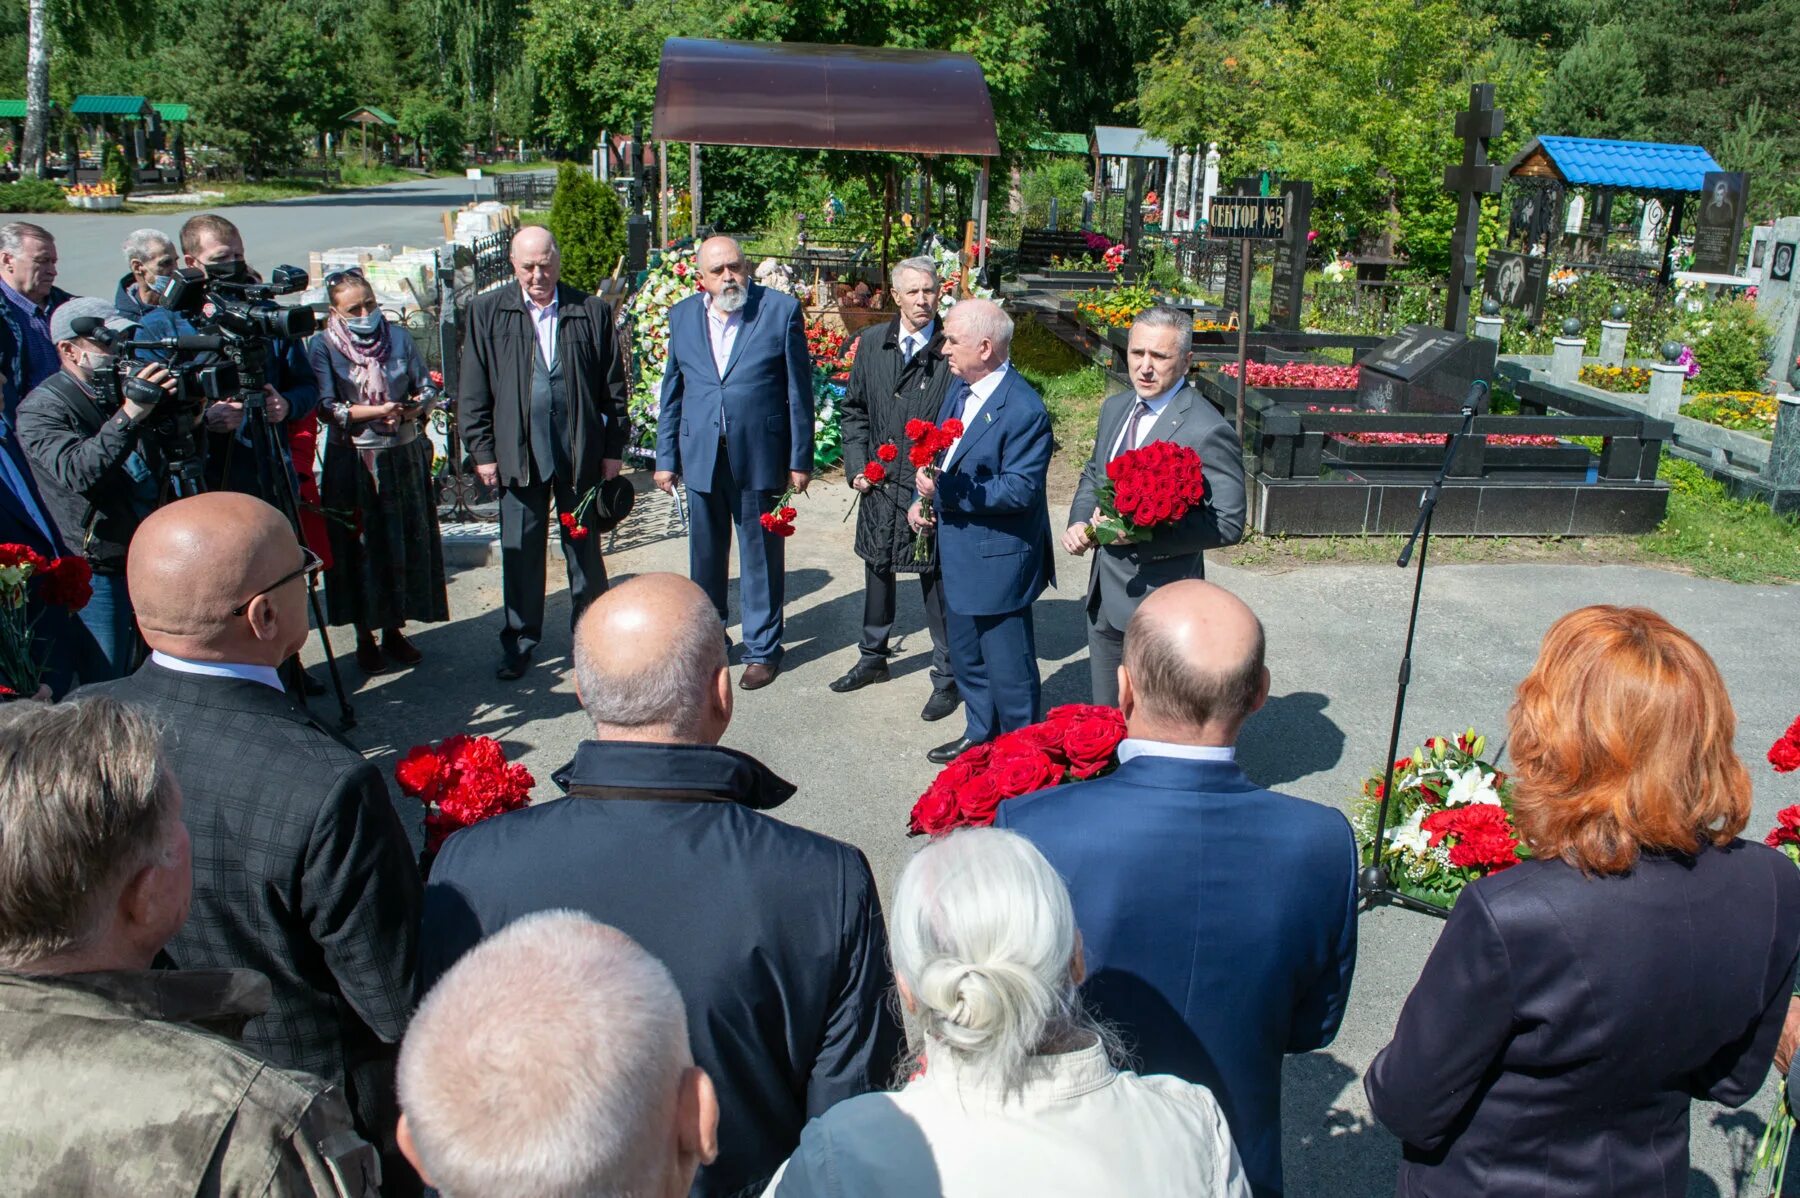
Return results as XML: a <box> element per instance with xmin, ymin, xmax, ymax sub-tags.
<box><xmin>1756</xmin><ymin>216</ymin><xmax>1800</xmax><ymax>390</ymax></box>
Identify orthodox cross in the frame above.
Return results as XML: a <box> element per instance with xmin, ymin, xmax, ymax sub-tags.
<box><xmin>1443</xmin><ymin>83</ymin><xmax>1507</xmax><ymax>335</ymax></box>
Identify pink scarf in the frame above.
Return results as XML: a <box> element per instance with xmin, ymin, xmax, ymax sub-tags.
<box><xmin>325</xmin><ymin>314</ymin><xmax>392</xmax><ymax>408</ymax></box>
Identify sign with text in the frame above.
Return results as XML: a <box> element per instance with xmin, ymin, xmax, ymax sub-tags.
<box><xmin>1691</xmin><ymin>171</ymin><xmax>1750</xmax><ymax>276</ymax></box>
<box><xmin>1208</xmin><ymin>194</ymin><xmax>1288</xmax><ymax>239</ymax></box>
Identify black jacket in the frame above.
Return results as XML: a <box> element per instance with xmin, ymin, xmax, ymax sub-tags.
<box><xmin>420</xmin><ymin>740</ymin><xmax>901</xmax><ymax>1198</ymax></box>
<box><xmin>79</xmin><ymin>661</ymin><xmax>424</xmax><ymax>1192</ymax></box>
<box><xmin>840</xmin><ymin>318</ymin><xmax>953</xmax><ymax>573</ymax></box>
<box><xmin>458</xmin><ymin>282</ymin><xmax>630</xmax><ymax>492</ymax></box>
<box><xmin>1366</xmin><ymin>843</ymin><xmax>1800</xmax><ymax>1197</ymax></box>
<box><xmin>114</xmin><ymin>272</ymin><xmax>153</xmax><ymax>322</ymax></box>
<box><xmin>14</xmin><ymin>370</ymin><xmax>157</xmax><ymax>573</ymax></box>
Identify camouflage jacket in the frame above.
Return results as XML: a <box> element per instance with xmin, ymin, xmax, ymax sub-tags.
<box><xmin>0</xmin><ymin>967</ymin><xmax>382</xmax><ymax>1197</ymax></box>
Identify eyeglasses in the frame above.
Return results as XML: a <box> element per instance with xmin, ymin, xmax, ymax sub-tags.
<box><xmin>230</xmin><ymin>546</ymin><xmax>323</xmax><ymax>616</ymax></box>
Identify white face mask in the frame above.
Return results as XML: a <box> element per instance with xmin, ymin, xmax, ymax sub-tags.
<box><xmin>345</xmin><ymin>311</ymin><xmax>384</xmax><ymax>337</ymax></box>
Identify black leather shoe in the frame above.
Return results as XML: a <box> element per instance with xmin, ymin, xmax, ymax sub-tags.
<box><xmin>921</xmin><ymin>685</ymin><xmax>962</xmax><ymax>722</ymax></box>
<box><xmin>927</xmin><ymin>736</ymin><xmax>980</xmax><ymax>765</ymax></box>
<box><xmin>829</xmin><ymin>660</ymin><xmax>890</xmax><ymax>693</ymax></box>
<box><xmin>495</xmin><ymin>654</ymin><xmax>530</xmax><ymax>681</ymax></box>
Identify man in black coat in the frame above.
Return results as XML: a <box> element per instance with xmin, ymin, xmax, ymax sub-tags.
<box><xmin>420</xmin><ymin>573</ymin><xmax>900</xmax><ymax>1198</ymax></box>
<box><xmin>80</xmin><ymin>491</ymin><xmax>424</xmax><ymax>1195</ymax></box>
<box><xmin>830</xmin><ymin>256</ymin><xmax>959</xmax><ymax>722</ymax></box>
<box><xmin>459</xmin><ymin>226</ymin><xmax>630</xmax><ymax>681</ymax></box>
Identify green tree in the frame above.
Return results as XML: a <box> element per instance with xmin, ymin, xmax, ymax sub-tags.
<box><xmin>173</xmin><ymin>0</ymin><xmax>328</xmax><ymax>176</ymax></box>
<box><xmin>547</xmin><ymin>160</ymin><xmax>626</xmax><ymax>291</ymax></box>
<box><xmin>1538</xmin><ymin>22</ymin><xmax>1647</xmax><ymax>140</ymax></box>
<box><xmin>400</xmin><ymin>98</ymin><xmax>465</xmax><ymax>171</ymax></box>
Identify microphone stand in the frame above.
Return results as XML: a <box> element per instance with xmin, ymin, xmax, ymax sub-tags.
<box><xmin>1357</xmin><ymin>393</ymin><xmax>1484</xmax><ymax>920</ymax></box>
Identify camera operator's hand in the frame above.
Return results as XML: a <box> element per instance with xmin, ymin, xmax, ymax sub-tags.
<box><xmin>121</xmin><ymin>363</ymin><xmax>177</xmax><ymax>422</ymax></box>
<box><xmin>205</xmin><ymin>400</ymin><xmax>246</xmax><ymax>434</ymax></box>
<box><xmin>262</xmin><ymin>386</ymin><xmax>289</xmax><ymax>423</ymax></box>
<box><xmin>475</xmin><ymin>462</ymin><xmax>499</xmax><ymax>488</ymax></box>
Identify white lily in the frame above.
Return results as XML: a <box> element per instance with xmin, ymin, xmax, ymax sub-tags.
<box><xmin>1444</xmin><ymin>764</ymin><xmax>1502</xmax><ymax>806</ymax></box>
<box><xmin>1387</xmin><ymin>805</ymin><xmax>1431</xmax><ymax>857</ymax></box>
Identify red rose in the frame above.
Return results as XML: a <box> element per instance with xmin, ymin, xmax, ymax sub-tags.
<box><xmin>986</xmin><ymin>745</ymin><xmax>1065</xmax><ymax>805</ymax></box>
<box><xmin>1771</xmin><ymin>737</ymin><xmax>1800</xmax><ymax>774</ymax></box>
<box><xmin>877</xmin><ymin>442</ymin><xmax>898</xmax><ymax>462</ymax></box>
<box><xmin>394</xmin><ymin>746</ymin><xmax>444</xmax><ymax>800</ymax></box>
<box><xmin>863</xmin><ymin>461</ymin><xmax>887</xmax><ymax>484</ymax></box>
<box><xmin>37</xmin><ymin>556</ymin><xmax>93</xmax><ymax>611</ymax></box>
<box><xmin>1063</xmin><ymin>717</ymin><xmax>1126</xmax><ymax>779</ymax></box>
<box><xmin>909</xmin><ymin>780</ymin><xmax>960</xmax><ymax>836</ymax></box>
<box><xmin>952</xmin><ymin>768</ymin><xmax>1009</xmax><ymax>826</ymax></box>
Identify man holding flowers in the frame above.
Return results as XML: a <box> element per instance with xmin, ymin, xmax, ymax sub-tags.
<box><xmin>1063</xmin><ymin>306</ymin><xmax>1245</xmax><ymax>705</ymax></box>
<box><xmin>831</xmin><ymin>256</ymin><xmax>959</xmax><ymax>721</ymax></box>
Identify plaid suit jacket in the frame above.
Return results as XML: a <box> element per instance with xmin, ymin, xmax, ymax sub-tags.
<box><xmin>81</xmin><ymin>662</ymin><xmax>422</xmax><ymax>1167</ymax></box>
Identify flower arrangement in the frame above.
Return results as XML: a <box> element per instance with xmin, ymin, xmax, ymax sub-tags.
<box><xmin>1299</xmin><ymin>405</ymin><xmax>1560</xmax><ymax>448</ymax></box>
<box><xmin>908</xmin><ymin>705</ymin><xmax>1127</xmax><ymax>836</ymax></box>
<box><xmin>1681</xmin><ymin>391</ymin><xmax>1778</xmax><ymax>437</ymax></box>
<box><xmin>395</xmin><ymin>734</ymin><xmax>536</xmax><ymax>854</ymax></box>
<box><xmin>1577</xmin><ymin>364</ymin><xmax>1652</xmax><ymax>393</ymax></box>
<box><xmin>1220</xmin><ymin>361</ymin><xmax>1360</xmax><ymax>390</ymax></box>
<box><xmin>1074</xmin><ymin>282</ymin><xmax>1159</xmax><ymax>330</ymax></box>
<box><xmin>0</xmin><ymin>544</ymin><xmax>93</xmax><ymax>695</ymax></box>
<box><xmin>1351</xmin><ymin>729</ymin><xmax>1525</xmax><ymax>909</ymax></box>
<box><xmin>1102</xmin><ymin>243</ymin><xmax>1127</xmax><ymax>272</ymax></box>
<box><xmin>1750</xmin><ymin>716</ymin><xmax>1800</xmax><ymax>1192</ymax></box>
<box><xmin>1084</xmin><ymin>441</ymin><xmax>1206</xmax><ymax>545</ymax></box>
<box><xmin>1321</xmin><ymin>257</ymin><xmax>1355</xmax><ymax>284</ymax></box>
<box><xmin>1548</xmin><ymin>267</ymin><xmax>1579</xmax><ymax>295</ymax></box>
<box><xmin>930</xmin><ymin>243</ymin><xmax>993</xmax><ymax>315</ymax></box>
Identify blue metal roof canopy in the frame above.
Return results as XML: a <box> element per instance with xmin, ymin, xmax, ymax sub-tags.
<box><xmin>1506</xmin><ymin>136</ymin><xmax>1721</xmax><ymax>196</ymax></box>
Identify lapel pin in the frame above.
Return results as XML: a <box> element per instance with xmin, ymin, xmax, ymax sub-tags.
<box><xmin>984</xmin><ymin>412</ymin><xmax>993</xmax><ymax>423</ymax></box>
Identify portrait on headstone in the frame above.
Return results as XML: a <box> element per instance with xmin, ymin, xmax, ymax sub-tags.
<box><xmin>1772</xmin><ymin>241</ymin><xmax>1795</xmax><ymax>283</ymax></box>
<box><xmin>1483</xmin><ymin>250</ymin><xmax>1548</xmax><ymax>323</ymax></box>
<box><xmin>1691</xmin><ymin>171</ymin><xmax>1750</xmax><ymax>276</ymax></box>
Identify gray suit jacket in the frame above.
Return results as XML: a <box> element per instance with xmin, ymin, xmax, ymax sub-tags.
<box><xmin>1070</xmin><ymin>382</ymin><xmax>1247</xmax><ymax>630</ymax></box>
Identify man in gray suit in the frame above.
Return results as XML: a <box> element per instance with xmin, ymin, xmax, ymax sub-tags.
<box><xmin>1063</xmin><ymin>306</ymin><xmax>1246</xmax><ymax>705</ymax></box>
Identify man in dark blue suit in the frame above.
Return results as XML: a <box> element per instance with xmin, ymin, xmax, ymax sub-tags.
<box><xmin>0</xmin><ymin>396</ymin><xmax>94</xmax><ymax>696</ymax></box>
<box><xmin>996</xmin><ymin>580</ymin><xmax>1358</xmax><ymax>1197</ymax></box>
<box><xmin>655</xmin><ymin>236</ymin><xmax>814</xmax><ymax>691</ymax></box>
<box><xmin>909</xmin><ymin>298</ymin><xmax>1053</xmax><ymax>764</ymax></box>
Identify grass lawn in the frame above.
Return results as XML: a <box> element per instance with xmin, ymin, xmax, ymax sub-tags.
<box><xmin>1011</xmin><ymin>313</ymin><xmax>1108</xmax><ymax>462</ymax></box>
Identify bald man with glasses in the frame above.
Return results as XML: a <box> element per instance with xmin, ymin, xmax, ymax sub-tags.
<box><xmin>81</xmin><ymin>491</ymin><xmax>424</xmax><ymax>1194</ymax></box>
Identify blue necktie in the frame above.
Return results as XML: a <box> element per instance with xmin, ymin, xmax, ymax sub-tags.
<box><xmin>947</xmin><ymin>378</ymin><xmax>972</xmax><ymax>421</ymax></box>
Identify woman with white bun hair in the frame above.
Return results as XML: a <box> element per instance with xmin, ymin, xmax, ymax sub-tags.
<box><xmin>763</xmin><ymin>827</ymin><xmax>1249</xmax><ymax>1197</ymax></box>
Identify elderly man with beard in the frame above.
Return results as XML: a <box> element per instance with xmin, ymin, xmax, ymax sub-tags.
<box><xmin>654</xmin><ymin>235</ymin><xmax>814</xmax><ymax>691</ymax></box>
<box><xmin>830</xmin><ymin>256</ymin><xmax>959</xmax><ymax>721</ymax></box>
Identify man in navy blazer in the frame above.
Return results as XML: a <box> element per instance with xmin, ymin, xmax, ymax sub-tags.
<box><xmin>655</xmin><ymin>236</ymin><xmax>814</xmax><ymax>690</ymax></box>
<box><xmin>996</xmin><ymin>580</ymin><xmax>1358</xmax><ymax>1197</ymax></box>
<box><xmin>0</xmin><ymin>401</ymin><xmax>93</xmax><ymax>695</ymax></box>
<box><xmin>910</xmin><ymin>298</ymin><xmax>1053</xmax><ymax>764</ymax></box>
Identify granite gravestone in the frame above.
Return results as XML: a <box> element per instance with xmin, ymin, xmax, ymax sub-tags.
<box><xmin>1266</xmin><ymin>181</ymin><xmax>1314</xmax><ymax>332</ymax></box>
<box><xmin>1692</xmin><ymin>171</ymin><xmax>1750</xmax><ymax>275</ymax></box>
<box><xmin>1483</xmin><ymin>250</ymin><xmax>1549</xmax><ymax>325</ymax></box>
<box><xmin>1217</xmin><ymin>177</ymin><xmax>1258</xmax><ymax>320</ymax></box>
<box><xmin>1356</xmin><ymin>324</ymin><xmax>1497</xmax><ymax>414</ymax></box>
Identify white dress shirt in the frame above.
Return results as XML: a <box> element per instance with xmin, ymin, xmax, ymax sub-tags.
<box><xmin>1111</xmin><ymin>381</ymin><xmax>1184</xmax><ymax>458</ymax></box>
<box><xmin>762</xmin><ymin>1038</ymin><xmax>1250</xmax><ymax>1198</ymax></box>
<box><xmin>523</xmin><ymin>287</ymin><xmax>558</xmax><ymax>365</ymax></box>
<box><xmin>150</xmin><ymin>650</ymin><xmax>286</xmax><ymax>694</ymax></box>
<box><xmin>1116</xmin><ymin>737</ymin><xmax>1237</xmax><ymax>765</ymax></box>
<box><xmin>898</xmin><ymin>319</ymin><xmax>935</xmax><ymax>363</ymax></box>
<box><xmin>704</xmin><ymin>294</ymin><xmax>743</xmax><ymax>375</ymax></box>
<box><xmin>944</xmin><ymin>361</ymin><xmax>1011</xmax><ymax>467</ymax></box>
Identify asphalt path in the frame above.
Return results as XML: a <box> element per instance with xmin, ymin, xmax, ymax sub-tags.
<box><xmin>303</xmin><ymin>470</ymin><xmax>1800</xmax><ymax>1198</ymax></box>
<box><xmin>22</xmin><ymin>173</ymin><xmax>510</xmax><ymax>300</ymax></box>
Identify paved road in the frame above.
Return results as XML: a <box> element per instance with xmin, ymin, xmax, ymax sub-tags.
<box><xmin>25</xmin><ymin>174</ymin><xmax>516</xmax><ymax>299</ymax></box>
<box><xmin>302</xmin><ymin>471</ymin><xmax>1797</xmax><ymax>1198</ymax></box>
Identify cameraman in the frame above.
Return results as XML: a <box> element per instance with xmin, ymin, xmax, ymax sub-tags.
<box><xmin>16</xmin><ymin>298</ymin><xmax>179</xmax><ymax>679</ymax></box>
<box><xmin>137</xmin><ymin>213</ymin><xmax>318</xmax><ymax>496</ymax></box>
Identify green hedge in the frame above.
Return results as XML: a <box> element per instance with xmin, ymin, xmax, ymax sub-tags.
<box><xmin>0</xmin><ymin>178</ymin><xmax>67</xmax><ymax>214</ymax></box>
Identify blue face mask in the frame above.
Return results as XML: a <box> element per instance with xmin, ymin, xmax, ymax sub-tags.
<box><xmin>345</xmin><ymin>312</ymin><xmax>384</xmax><ymax>337</ymax></box>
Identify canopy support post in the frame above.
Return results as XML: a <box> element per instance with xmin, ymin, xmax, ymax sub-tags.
<box><xmin>658</xmin><ymin>141</ymin><xmax>669</xmax><ymax>248</ymax></box>
<box><xmin>975</xmin><ymin>159</ymin><xmax>990</xmax><ymax>285</ymax></box>
<box><xmin>690</xmin><ymin>142</ymin><xmax>701</xmax><ymax>239</ymax></box>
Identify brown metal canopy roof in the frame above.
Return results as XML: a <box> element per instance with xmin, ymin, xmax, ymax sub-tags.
<box><xmin>653</xmin><ymin>38</ymin><xmax>1000</xmax><ymax>157</ymax></box>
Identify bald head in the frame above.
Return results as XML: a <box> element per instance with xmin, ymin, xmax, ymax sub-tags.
<box><xmin>1121</xmin><ymin>581</ymin><xmax>1268</xmax><ymax>743</ymax></box>
<box><xmin>696</xmin><ymin>236</ymin><xmax>748</xmax><ymax>313</ymax></box>
<box><xmin>511</xmin><ymin>226</ymin><xmax>559</xmax><ymax>303</ymax></box>
<box><xmin>129</xmin><ymin>493</ymin><xmax>308</xmax><ymax>662</ymax></box>
<box><xmin>573</xmin><ymin>574</ymin><xmax>731</xmax><ymax>744</ymax></box>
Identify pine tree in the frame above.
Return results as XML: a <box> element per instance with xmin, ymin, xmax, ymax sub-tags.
<box><xmin>546</xmin><ymin>161</ymin><xmax>626</xmax><ymax>292</ymax></box>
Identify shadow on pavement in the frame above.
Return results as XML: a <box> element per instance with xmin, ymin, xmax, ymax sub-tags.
<box><xmin>1240</xmin><ymin>692</ymin><xmax>1347</xmax><ymax>789</ymax></box>
<box><xmin>1281</xmin><ymin>1051</ymin><xmax>1400</xmax><ymax>1197</ymax></box>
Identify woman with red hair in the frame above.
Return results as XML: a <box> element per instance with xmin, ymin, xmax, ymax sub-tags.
<box><xmin>1365</xmin><ymin>604</ymin><xmax>1800</xmax><ymax>1196</ymax></box>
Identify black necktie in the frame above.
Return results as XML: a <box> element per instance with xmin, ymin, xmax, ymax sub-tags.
<box><xmin>1114</xmin><ymin>398</ymin><xmax>1153</xmax><ymax>459</ymax></box>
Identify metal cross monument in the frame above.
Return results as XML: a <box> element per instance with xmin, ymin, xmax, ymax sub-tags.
<box><xmin>1442</xmin><ymin>83</ymin><xmax>1506</xmax><ymax>335</ymax></box>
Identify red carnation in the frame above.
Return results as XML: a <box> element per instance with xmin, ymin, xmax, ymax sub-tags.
<box><xmin>1767</xmin><ymin>806</ymin><xmax>1800</xmax><ymax>849</ymax></box>
<box><xmin>877</xmin><ymin>442</ymin><xmax>898</xmax><ymax>462</ymax></box>
<box><xmin>0</xmin><ymin>543</ymin><xmax>48</xmax><ymax>571</ymax></box>
<box><xmin>1772</xmin><ymin>737</ymin><xmax>1800</xmax><ymax>774</ymax></box>
<box><xmin>905</xmin><ymin>418</ymin><xmax>931</xmax><ymax>442</ymax></box>
<box><xmin>863</xmin><ymin>461</ymin><xmax>887</xmax><ymax>484</ymax></box>
<box><xmin>37</xmin><ymin>556</ymin><xmax>94</xmax><ymax>611</ymax></box>
<box><xmin>759</xmin><ymin>512</ymin><xmax>780</xmax><ymax>532</ymax></box>
<box><xmin>940</xmin><ymin>419</ymin><xmax>964</xmax><ymax>440</ymax></box>
<box><xmin>394</xmin><ymin>746</ymin><xmax>444</xmax><ymax>800</ymax></box>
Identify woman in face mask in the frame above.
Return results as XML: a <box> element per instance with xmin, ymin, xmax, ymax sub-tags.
<box><xmin>307</xmin><ymin>268</ymin><xmax>449</xmax><ymax>673</ymax></box>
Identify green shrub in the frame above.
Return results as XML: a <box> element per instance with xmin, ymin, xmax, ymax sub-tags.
<box><xmin>1683</xmin><ymin>298</ymin><xmax>1771</xmax><ymax>393</ymax></box>
<box><xmin>104</xmin><ymin>146</ymin><xmax>133</xmax><ymax>198</ymax></box>
<box><xmin>546</xmin><ymin>161</ymin><xmax>626</xmax><ymax>293</ymax></box>
<box><xmin>0</xmin><ymin>178</ymin><xmax>68</xmax><ymax>214</ymax></box>
<box><xmin>399</xmin><ymin>100</ymin><xmax>464</xmax><ymax>173</ymax></box>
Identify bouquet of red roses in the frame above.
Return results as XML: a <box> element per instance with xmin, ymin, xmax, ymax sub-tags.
<box><xmin>395</xmin><ymin>734</ymin><xmax>536</xmax><ymax>854</ymax></box>
<box><xmin>0</xmin><ymin>544</ymin><xmax>94</xmax><ymax>696</ymax></box>
<box><xmin>908</xmin><ymin>704</ymin><xmax>1127</xmax><ymax>836</ymax></box>
<box><xmin>906</xmin><ymin>418</ymin><xmax>963</xmax><ymax>563</ymax></box>
<box><xmin>1085</xmin><ymin>440</ymin><xmax>1207</xmax><ymax>546</ymax></box>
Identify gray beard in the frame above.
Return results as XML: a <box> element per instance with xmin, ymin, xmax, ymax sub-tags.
<box><xmin>714</xmin><ymin>285</ymin><xmax>747</xmax><ymax>313</ymax></box>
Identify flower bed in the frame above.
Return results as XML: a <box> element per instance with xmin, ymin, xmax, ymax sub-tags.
<box><xmin>1074</xmin><ymin>282</ymin><xmax>1158</xmax><ymax>330</ymax></box>
<box><xmin>1219</xmin><ymin>361</ymin><xmax>1359</xmax><ymax>390</ymax></box>
<box><xmin>1681</xmin><ymin>391</ymin><xmax>1777</xmax><ymax>439</ymax></box>
<box><xmin>1303</xmin><ymin>405</ymin><xmax>1561</xmax><ymax>448</ymax></box>
<box><xmin>1577</xmin><ymin>364</ymin><xmax>1651</xmax><ymax>393</ymax></box>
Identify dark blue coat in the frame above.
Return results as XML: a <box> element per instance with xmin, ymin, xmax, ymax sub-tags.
<box><xmin>995</xmin><ymin>753</ymin><xmax>1359</xmax><ymax>1197</ymax></box>
<box><xmin>419</xmin><ymin>741</ymin><xmax>900</xmax><ymax>1198</ymax></box>
<box><xmin>1366</xmin><ymin>843</ymin><xmax>1800</xmax><ymax>1198</ymax></box>
<box><xmin>929</xmin><ymin>367</ymin><xmax>1054</xmax><ymax>616</ymax></box>
<box><xmin>655</xmin><ymin>284</ymin><xmax>814</xmax><ymax>494</ymax></box>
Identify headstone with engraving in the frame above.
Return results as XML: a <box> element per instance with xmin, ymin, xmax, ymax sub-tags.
<box><xmin>1756</xmin><ymin>215</ymin><xmax>1800</xmax><ymax>389</ymax></box>
<box><xmin>1356</xmin><ymin>324</ymin><xmax>1497</xmax><ymax>414</ymax></box>
<box><xmin>1266</xmin><ymin>181</ymin><xmax>1314</xmax><ymax>332</ymax></box>
<box><xmin>1483</xmin><ymin>250</ymin><xmax>1548</xmax><ymax>326</ymax></box>
<box><xmin>1216</xmin><ymin>177</ymin><xmax>1258</xmax><ymax>319</ymax></box>
<box><xmin>1691</xmin><ymin>171</ymin><xmax>1750</xmax><ymax>276</ymax></box>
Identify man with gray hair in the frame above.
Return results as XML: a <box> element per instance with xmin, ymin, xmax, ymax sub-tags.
<box><xmin>831</xmin><ymin>255</ymin><xmax>959</xmax><ymax>720</ymax></box>
<box><xmin>0</xmin><ymin>697</ymin><xmax>380</xmax><ymax>1195</ymax></box>
<box><xmin>420</xmin><ymin>572</ymin><xmax>899</xmax><ymax>1198</ymax></box>
<box><xmin>0</xmin><ymin>221</ymin><xmax>70</xmax><ymax>411</ymax></box>
<box><xmin>115</xmin><ymin>228</ymin><xmax>177</xmax><ymax>321</ymax></box>
<box><xmin>399</xmin><ymin>911</ymin><xmax>718</xmax><ymax>1197</ymax></box>
<box><xmin>1063</xmin><ymin>305</ymin><xmax>1246</xmax><ymax>705</ymax></box>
